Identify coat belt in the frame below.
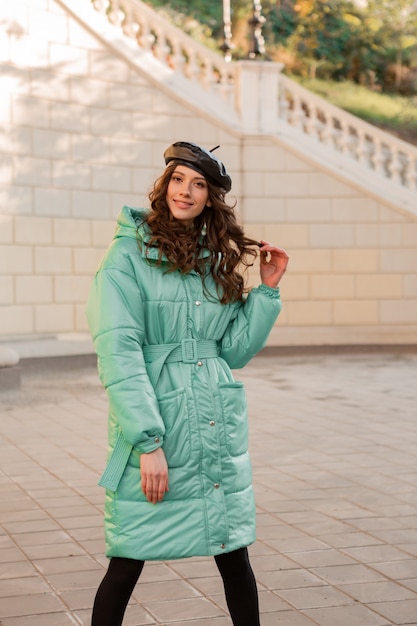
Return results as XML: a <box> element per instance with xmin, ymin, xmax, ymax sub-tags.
<box><xmin>98</xmin><ymin>339</ymin><xmax>219</xmax><ymax>492</ymax></box>
<box><xmin>143</xmin><ymin>338</ymin><xmax>219</xmax><ymax>386</ymax></box>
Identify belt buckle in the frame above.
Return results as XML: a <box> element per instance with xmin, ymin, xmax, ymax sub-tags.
<box><xmin>181</xmin><ymin>338</ymin><xmax>197</xmax><ymax>363</ymax></box>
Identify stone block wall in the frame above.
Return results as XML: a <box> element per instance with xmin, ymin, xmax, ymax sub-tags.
<box><xmin>0</xmin><ymin>0</ymin><xmax>416</xmax><ymax>346</ymax></box>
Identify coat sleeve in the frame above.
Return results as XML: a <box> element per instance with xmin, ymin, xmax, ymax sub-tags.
<box><xmin>219</xmin><ymin>284</ymin><xmax>282</xmax><ymax>369</ymax></box>
<box><xmin>86</xmin><ymin>256</ymin><xmax>165</xmax><ymax>454</ymax></box>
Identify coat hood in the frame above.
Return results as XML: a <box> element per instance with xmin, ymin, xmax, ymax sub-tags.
<box><xmin>114</xmin><ymin>206</ymin><xmax>149</xmax><ymax>242</ymax></box>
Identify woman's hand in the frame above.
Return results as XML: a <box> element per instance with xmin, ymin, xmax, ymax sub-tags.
<box><xmin>140</xmin><ymin>447</ymin><xmax>169</xmax><ymax>504</ymax></box>
<box><xmin>259</xmin><ymin>241</ymin><xmax>289</xmax><ymax>289</ymax></box>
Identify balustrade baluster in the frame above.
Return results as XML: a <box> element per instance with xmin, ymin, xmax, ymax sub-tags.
<box><xmin>152</xmin><ymin>29</ymin><xmax>169</xmax><ymax>63</ymax></box>
<box><xmin>278</xmin><ymin>91</ymin><xmax>290</xmax><ymax>122</ymax></box>
<box><xmin>92</xmin><ymin>0</ymin><xmax>110</xmax><ymax>13</ymax></box>
<box><xmin>122</xmin><ymin>7</ymin><xmax>139</xmax><ymax>40</ymax></box>
<box><xmin>354</xmin><ymin>131</ymin><xmax>368</xmax><ymax>165</ymax></box>
<box><xmin>108</xmin><ymin>0</ymin><xmax>124</xmax><ymax>27</ymax></box>
<box><xmin>389</xmin><ymin>149</ymin><xmax>404</xmax><ymax>184</ymax></box>
<box><xmin>136</xmin><ymin>17</ymin><xmax>151</xmax><ymax>51</ymax></box>
<box><xmin>169</xmin><ymin>40</ymin><xmax>184</xmax><ymax>73</ymax></box>
<box><xmin>405</xmin><ymin>156</ymin><xmax>417</xmax><ymax>190</ymax></box>
<box><xmin>371</xmin><ymin>139</ymin><xmax>386</xmax><ymax>176</ymax></box>
<box><xmin>320</xmin><ymin>116</ymin><xmax>334</xmax><ymax>147</ymax></box>
<box><xmin>304</xmin><ymin>104</ymin><xmax>317</xmax><ymax>137</ymax></box>
<box><xmin>289</xmin><ymin>94</ymin><xmax>303</xmax><ymax>129</ymax></box>
<box><xmin>184</xmin><ymin>48</ymin><xmax>199</xmax><ymax>82</ymax></box>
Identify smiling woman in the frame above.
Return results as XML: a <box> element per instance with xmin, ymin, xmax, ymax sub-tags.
<box><xmin>86</xmin><ymin>140</ymin><xmax>289</xmax><ymax>626</ymax></box>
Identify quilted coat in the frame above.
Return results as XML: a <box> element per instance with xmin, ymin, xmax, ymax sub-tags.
<box><xmin>86</xmin><ymin>206</ymin><xmax>282</xmax><ymax>561</ymax></box>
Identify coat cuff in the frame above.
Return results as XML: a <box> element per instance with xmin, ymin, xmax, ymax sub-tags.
<box><xmin>134</xmin><ymin>434</ymin><xmax>164</xmax><ymax>454</ymax></box>
<box><xmin>257</xmin><ymin>284</ymin><xmax>281</xmax><ymax>298</ymax></box>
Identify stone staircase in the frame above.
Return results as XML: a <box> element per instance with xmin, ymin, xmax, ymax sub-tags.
<box><xmin>58</xmin><ymin>0</ymin><xmax>417</xmax><ymax>215</ymax></box>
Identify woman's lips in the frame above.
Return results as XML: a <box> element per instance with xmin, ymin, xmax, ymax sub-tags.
<box><xmin>174</xmin><ymin>200</ymin><xmax>193</xmax><ymax>209</ymax></box>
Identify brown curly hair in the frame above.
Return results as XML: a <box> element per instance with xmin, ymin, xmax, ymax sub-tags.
<box><xmin>141</xmin><ymin>162</ymin><xmax>259</xmax><ymax>304</ymax></box>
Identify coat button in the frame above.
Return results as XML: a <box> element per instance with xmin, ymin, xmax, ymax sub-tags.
<box><xmin>195</xmin><ymin>300</ymin><xmax>201</xmax><ymax>306</ymax></box>
<box><xmin>209</xmin><ymin>420</ymin><xmax>215</xmax><ymax>426</ymax></box>
<box><xmin>154</xmin><ymin>437</ymin><xmax>160</xmax><ymax>443</ymax></box>
<box><xmin>197</xmin><ymin>361</ymin><xmax>203</xmax><ymax>366</ymax></box>
<box><xmin>221</xmin><ymin>543</ymin><xmax>226</xmax><ymax>549</ymax></box>
<box><xmin>214</xmin><ymin>483</ymin><xmax>220</xmax><ymax>489</ymax></box>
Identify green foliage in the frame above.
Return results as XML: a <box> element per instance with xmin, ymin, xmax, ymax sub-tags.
<box><xmin>145</xmin><ymin>0</ymin><xmax>417</xmax><ymax>96</ymax></box>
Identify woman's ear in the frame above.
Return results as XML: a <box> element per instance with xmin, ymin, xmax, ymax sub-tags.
<box><xmin>206</xmin><ymin>200</ymin><xmax>212</xmax><ymax>207</ymax></box>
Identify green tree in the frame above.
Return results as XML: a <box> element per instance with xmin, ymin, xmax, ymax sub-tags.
<box><xmin>367</xmin><ymin>0</ymin><xmax>417</xmax><ymax>92</ymax></box>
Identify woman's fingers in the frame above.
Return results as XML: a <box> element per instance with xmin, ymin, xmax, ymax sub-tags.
<box><xmin>140</xmin><ymin>448</ymin><xmax>169</xmax><ymax>504</ymax></box>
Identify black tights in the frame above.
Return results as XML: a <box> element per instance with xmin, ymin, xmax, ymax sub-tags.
<box><xmin>91</xmin><ymin>547</ymin><xmax>260</xmax><ymax>626</ymax></box>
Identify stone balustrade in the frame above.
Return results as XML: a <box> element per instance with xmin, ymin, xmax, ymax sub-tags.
<box><xmin>91</xmin><ymin>0</ymin><xmax>236</xmax><ymax>106</ymax></box>
<box><xmin>279</xmin><ymin>75</ymin><xmax>417</xmax><ymax>192</ymax></box>
<box><xmin>89</xmin><ymin>0</ymin><xmax>417</xmax><ymax>195</ymax></box>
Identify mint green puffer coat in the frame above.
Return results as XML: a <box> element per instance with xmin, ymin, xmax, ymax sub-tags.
<box><xmin>86</xmin><ymin>206</ymin><xmax>282</xmax><ymax>561</ymax></box>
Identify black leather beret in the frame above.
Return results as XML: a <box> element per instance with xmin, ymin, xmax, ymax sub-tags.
<box><xmin>164</xmin><ymin>141</ymin><xmax>232</xmax><ymax>193</ymax></box>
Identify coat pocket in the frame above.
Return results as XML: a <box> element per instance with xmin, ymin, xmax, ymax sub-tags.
<box><xmin>218</xmin><ymin>382</ymin><xmax>249</xmax><ymax>456</ymax></box>
<box><xmin>158</xmin><ymin>388</ymin><xmax>191</xmax><ymax>468</ymax></box>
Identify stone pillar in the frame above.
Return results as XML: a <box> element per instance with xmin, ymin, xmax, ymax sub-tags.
<box><xmin>235</xmin><ymin>60</ymin><xmax>284</xmax><ymax>135</ymax></box>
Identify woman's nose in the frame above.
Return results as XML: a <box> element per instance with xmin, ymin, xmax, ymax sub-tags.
<box><xmin>179</xmin><ymin>184</ymin><xmax>191</xmax><ymax>196</ymax></box>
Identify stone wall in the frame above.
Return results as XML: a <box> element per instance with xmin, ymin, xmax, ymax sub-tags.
<box><xmin>0</xmin><ymin>0</ymin><xmax>416</xmax><ymax>346</ymax></box>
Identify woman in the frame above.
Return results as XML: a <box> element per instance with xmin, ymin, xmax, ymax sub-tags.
<box><xmin>86</xmin><ymin>141</ymin><xmax>289</xmax><ymax>626</ymax></box>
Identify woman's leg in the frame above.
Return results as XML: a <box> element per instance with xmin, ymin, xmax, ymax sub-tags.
<box><xmin>91</xmin><ymin>557</ymin><xmax>145</xmax><ymax>626</ymax></box>
<box><xmin>214</xmin><ymin>547</ymin><xmax>260</xmax><ymax>626</ymax></box>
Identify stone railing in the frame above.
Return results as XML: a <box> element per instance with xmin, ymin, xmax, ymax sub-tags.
<box><xmin>88</xmin><ymin>0</ymin><xmax>417</xmax><ymax>194</ymax></box>
<box><xmin>279</xmin><ymin>75</ymin><xmax>417</xmax><ymax>192</ymax></box>
<box><xmin>91</xmin><ymin>0</ymin><xmax>236</xmax><ymax>106</ymax></box>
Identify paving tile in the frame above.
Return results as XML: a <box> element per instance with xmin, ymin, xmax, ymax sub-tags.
<box><xmin>310</xmin><ymin>563</ymin><xmax>386</xmax><ymax>584</ymax></box>
<box><xmin>9</xmin><ymin>529</ymin><xmax>72</xmax><ymax>547</ymax></box>
<box><xmin>256</xmin><ymin>568</ymin><xmax>326</xmax><ymax>591</ymax></box>
<box><xmin>261</xmin><ymin>609</ymin><xmax>317</xmax><ymax>625</ymax></box>
<box><xmin>302</xmin><ymin>604</ymin><xmax>390</xmax><ymax>625</ymax></box>
<box><xmin>338</xmin><ymin>580</ymin><xmax>417</xmax><ymax>603</ymax></box>
<box><xmin>289</xmin><ymin>549</ymin><xmax>357</xmax><ymax>568</ymax></box>
<box><xmin>1</xmin><ymin>612</ymin><xmax>78</xmax><ymax>626</ymax></box>
<box><xmin>23</xmin><ymin>541</ymin><xmax>87</xmax><ymax>560</ymax></box>
<box><xmin>369</xmin><ymin>558</ymin><xmax>417</xmax><ymax>579</ymax></box>
<box><xmin>402</xmin><ymin>578</ymin><xmax>417</xmax><ymax>592</ymax></box>
<box><xmin>250</xmin><ymin>553</ymin><xmax>301</xmax><ymax>571</ymax></box>
<box><xmin>45</xmin><ymin>568</ymin><xmax>104</xmax><ymax>592</ymax></box>
<box><xmin>143</xmin><ymin>596</ymin><xmax>225</xmax><ymax>622</ymax></box>
<box><xmin>168</xmin><ymin>617</ymin><xmax>230</xmax><ymax>626</ymax></box>
<box><xmin>0</xmin><ymin>592</ymin><xmax>65</xmax><ymax>617</ymax></box>
<box><xmin>324</xmin><ymin>531</ymin><xmax>384</xmax><ymax>548</ymax></box>
<box><xmin>133</xmin><ymin>578</ymin><xmax>202</xmax><ymax>602</ymax></box>
<box><xmin>0</xmin><ymin>575</ymin><xmax>51</xmax><ymax>598</ymax></box>
<box><xmin>259</xmin><ymin>589</ymin><xmax>292</xmax><ymax>612</ymax></box>
<box><xmin>342</xmin><ymin>543</ymin><xmax>416</xmax><ymax>563</ymax></box>
<box><xmin>366</xmin><ymin>598</ymin><xmax>417</xmax><ymax>624</ymax></box>
<box><xmin>34</xmin><ymin>554</ymin><xmax>100</xmax><ymax>575</ymax></box>
<box><xmin>0</xmin><ymin>560</ymin><xmax>37</xmax><ymax>579</ymax></box>
<box><xmin>277</xmin><ymin>584</ymin><xmax>354</xmax><ymax>609</ymax></box>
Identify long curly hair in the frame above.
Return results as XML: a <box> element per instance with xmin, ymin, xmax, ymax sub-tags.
<box><xmin>141</xmin><ymin>162</ymin><xmax>259</xmax><ymax>304</ymax></box>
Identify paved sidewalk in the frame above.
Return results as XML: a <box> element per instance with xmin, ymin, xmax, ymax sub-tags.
<box><xmin>1</xmin><ymin>351</ymin><xmax>417</xmax><ymax>626</ymax></box>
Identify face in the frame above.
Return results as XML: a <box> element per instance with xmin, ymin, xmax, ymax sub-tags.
<box><xmin>166</xmin><ymin>165</ymin><xmax>211</xmax><ymax>226</ymax></box>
